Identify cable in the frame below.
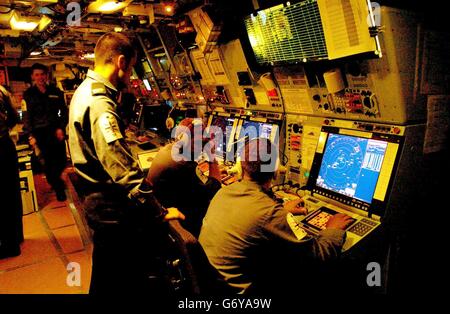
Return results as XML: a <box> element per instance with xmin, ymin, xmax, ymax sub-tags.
<box><xmin>269</xmin><ymin>67</ymin><xmax>289</xmax><ymax>184</ymax></box>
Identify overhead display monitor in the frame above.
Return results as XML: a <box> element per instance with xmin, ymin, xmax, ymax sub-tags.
<box><xmin>244</xmin><ymin>0</ymin><xmax>381</xmax><ymax>65</ymax></box>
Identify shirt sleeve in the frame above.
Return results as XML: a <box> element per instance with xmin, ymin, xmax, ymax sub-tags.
<box><xmin>90</xmin><ymin>97</ymin><xmax>144</xmax><ymax>193</ymax></box>
<box><xmin>262</xmin><ymin>203</ymin><xmax>346</xmax><ymax>261</ymax></box>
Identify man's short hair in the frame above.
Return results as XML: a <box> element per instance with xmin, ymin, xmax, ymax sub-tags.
<box><xmin>240</xmin><ymin>138</ymin><xmax>278</xmax><ymax>185</ymax></box>
<box><xmin>31</xmin><ymin>63</ymin><xmax>48</xmax><ymax>74</ymax></box>
<box><xmin>94</xmin><ymin>32</ymin><xmax>136</xmax><ymax>67</ymax></box>
<box><xmin>176</xmin><ymin>118</ymin><xmax>204</xmax><ymax>139</ymax></box>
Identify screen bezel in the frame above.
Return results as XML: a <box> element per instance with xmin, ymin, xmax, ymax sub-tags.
<box><xmin>306</xmin><ymin>126</ymin><xmax>404</xmax><ymax>217</ymax></box>
<box><xmin>236</xmin><ymin>117</ymin><xmax>281</xmax><ymax>145</ymax></box>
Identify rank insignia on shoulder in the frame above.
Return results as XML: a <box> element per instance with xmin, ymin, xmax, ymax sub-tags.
<box><xmin>92</xmin><ymin>82</ymin><xmax>106</xmax><ymax>96</ymax></box>
<box><xmin>99</xmin><ymin>112</ymin><xmax>123</xmax><ymax>144</ymax></box>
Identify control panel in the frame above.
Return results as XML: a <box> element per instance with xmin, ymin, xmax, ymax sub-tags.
<box><xmin>286</xmin><ymin>121</ymin><xmax>303</xmax><ymax>184</ymax></box>
<box><xmin>310</xmin><ymin>88</ymin><xmax>380</xmax><ymax>118</ymax></box>
<box><xmin>285</xmin><ymin>115</ymin><xmax>323</xmax><ymax>187</ymax></box>
<box><xmin>298</xmin><ymin>196</ymin><xmax>381</xmax><ymax>252</ymax></box>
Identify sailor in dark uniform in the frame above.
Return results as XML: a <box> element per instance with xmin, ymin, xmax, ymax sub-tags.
<box><xmin>22</xmin><ymin>63</ymin><xmax>68</xmax><ymax>201</ymax></box>
<box><xmin>68</xmin><ymin>32</ymin><xmax>184</xmax><ymax>295</ymax></box>
<box><xmin>0</xmin><ymin>85</ymin><xmax>23</xmax><ymax>259</ymax></box>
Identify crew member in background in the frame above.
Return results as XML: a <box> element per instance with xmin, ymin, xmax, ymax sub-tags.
<box><xmin>68</xmin><ymin>32</ymin><xmax>184</xmax><ymax>295</ymax></box>
<box><xmin>22</xmin><ymin>63</ymin><xmax>68</xmax><ymax>201</ymax></box>
<box><xmin>0</xmin><ymin>85</ymin><xmax>23</xmax><ymax>259</ymax></box>
<box><xmin>147</xmin><ymin>117</ymin><xmax>222</xmax><ymax>237</ymax></box>
<box><xmin>199</xmin><ymin>138</ymin><xmax>354</xmax><ymax>294</ymax></box>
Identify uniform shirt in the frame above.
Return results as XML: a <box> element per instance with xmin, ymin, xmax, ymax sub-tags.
<box><xmin>68</xmin><ymin>70</ymin><xmax>143</xmax><ymax>194</ymax></box>
<box><xmin>22</xmin><ymin>84</ymin><xmax>67</xmax><ymax>135</ymax></box>
<box><xmin>0</xmin><ymin>86</ymin><xmax>17</xmax><ymax>138</ymax></box>
<box><xmin>147</xmin><ymin>142</ymin><xmax>221</xmax><ymax>236</ymax></box>
<box><xmin>199</xmin><ymin>179</ymin><xmax>346</xmax><ymax>294</ymax></box>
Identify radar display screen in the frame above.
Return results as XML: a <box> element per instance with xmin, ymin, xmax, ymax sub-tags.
<box><xmin>316</xmin><ymin>133</ymin><xmax>388</xmax><ymax>203</ymax></box>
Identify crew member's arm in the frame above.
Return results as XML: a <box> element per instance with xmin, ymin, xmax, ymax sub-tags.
<box><xmin>200</xmin><ymin>160</ymin><xmax>222</xmax><ymax>196</ymax></box>
<box><xmin>262</xmin><ymin>203</ymin><xmax>350</xmax><ymax>261</ymax></box>
<box><xmin>200</xmin><ymin>139</ymin><xmax>222</xmax><ymax>193</ymax></box>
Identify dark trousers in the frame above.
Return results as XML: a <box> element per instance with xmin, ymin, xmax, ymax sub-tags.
<box><xmin>0</xmin><ymin>136</ymin><xmax>23</xmax><ymax>254</ymax></box>
<box><xmin>84</xmin><ymin>192</ymin><xmax>173</xmax><ymax>296</ymax></box>
<box><xmin>33</xmin><ymin>127</ymin><xmax>66</xmax><ymax>193</ymax></box>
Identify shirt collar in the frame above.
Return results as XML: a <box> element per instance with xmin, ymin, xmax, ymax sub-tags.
<box><xmin>240</xmin><ymin>179</ymin><xmax>264</xmax><ymax>191</ymax></box>
<box><xmin>87</xmin><ymin>69</ymin><xmax>118</xmax><ymax>93</ymax></box>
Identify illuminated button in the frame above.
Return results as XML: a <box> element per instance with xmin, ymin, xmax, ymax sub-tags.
<box><xmin>361</xmin><ymin>218</ymin><xmax>378</xmax><ymax>226</ymax></box>
<box><xmin>348</xmin><ymin>222</ymin><xmax>373</xmax><ymax>236</ymax></box>
<box><xmin>393</xmin><ymin>127</ymin><xmax>401</xmax><ymax>134</ymax></box>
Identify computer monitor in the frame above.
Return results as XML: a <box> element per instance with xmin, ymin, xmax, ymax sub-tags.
<box><xmin>129</xmin><ymin>101</ymin><xmax>144</xmax><ymax>128</ymax></box>
<box><xmin>169</xmin><ymin>107</ymin><xmax>198</xmax><ymax>127</ymax></box>
<box><xmin>170</xmin><ymin>108</ymin><xmax>186</xmax><ymax>126</ymax></box>
<box><xmin>237</xmin><ymin>119</ymin><xmax>279</xmax><ymax>149</ymax></box>
<box><xmin>238</xmin><ymin>120</ymin><xmax>278</xmax><ymax>142</ymax></box>
<box><xmin>207</xmin><ymin>114</ymin><xmax>237</xmax><ymax>159</ymax></box>
<box><xmin>142</xmin><ymin>103</ymin><xmax>171</xmax><ymax>138</ymax></box>
<box><xmin>307</xmin><ymin>127</ymin><xmax>403</xmax><ymax>216</ymax></box>
<box><xmin>142</xmin><ymin>79</ymin><xmax>152</xmax><ymax>91</ymax></box>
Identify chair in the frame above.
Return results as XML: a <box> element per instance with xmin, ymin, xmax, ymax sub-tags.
<box><xmin>165</xmin><ymin>220</ymin><xmax>232</xmax><ymax>295</ymax></box>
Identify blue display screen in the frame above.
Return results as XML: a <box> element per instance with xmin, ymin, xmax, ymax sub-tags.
<box><xmin>316</xmin><ymin>133</ymin><xmax>388</xmax><ymax>203</ymax></box>
<box><xmin>210</xmin><ymin>116</ymin><xmax>235</xmax><ymax>154</ymax></box>
<box><xmin>239</xmin><ymin>121</ymin><xmax>273</xmax><ymax>140</ymax></box>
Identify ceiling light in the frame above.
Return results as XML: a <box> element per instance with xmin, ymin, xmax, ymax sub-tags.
<box><xmin>39</xmin><ymin>16</ymin><xmax>52</xmax><ymax>32</ymax></box>
<box><xmin>80</xmin><ymin>52</ymin><xmax>95</xmax><ymax>60</ymax></box>
<box><xmin>82</xmin><ymin>53</ymin><xmax>95</xmax><ymax>59</ymax></box>
<box><xmin>164</xmin><ymin>5</ymin><xmax>174</xmax><ymax>14</ymax></box>
<box><xmin>10</xmin><ymin>12</ymin><xmax>40</xmax><ymax>32</ymax></box>
<box><xmin>30</xmin><ymin>51</ymin><xmax>42</xmax><ymax>56</ymax></box>
<box><xmin>88</xmin><ymin>0</ymin><xmax>132</xmax><ymax>14</ymax></box>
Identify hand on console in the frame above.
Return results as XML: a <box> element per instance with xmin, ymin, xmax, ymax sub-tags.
<box><xmin>326</xmin><ymin>213</ymin><xmax>354</xmax><ymax>230</ymax></box>
<box><xmin>284</xmin><ymin>198</ymin><xmax>308</xmax><ymax>215</ymax></box>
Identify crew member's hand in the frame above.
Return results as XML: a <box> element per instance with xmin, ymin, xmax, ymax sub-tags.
<box><xmin>326</xmin><ymin>213</ymin><xmax>354</xmax><ymax>230</ymax></box>
<box><xmin>55</xmin><ymin>128</ymin><xmax>65</xmax><ymax>142</ymax></box>
<box><xmin>284</xmin><ymin>198</ymin><xmax>308</xmax><ymax>215</ymax></box>
<box><xmin>28</xmin><ymin>136</ymin><xmax>36</xmax><ymax>147</ymax></box>
<box><xmin>203</xmin><ymin>138</ymin><xmax>216</xmax><ymax>163</ymax></box>
<box><xmin>163</xmin><ymin>207</ymin><xmax>186</xmax><ymax>221</ymax></box>
<box><xmin>137</xmin><ymin>135</ymin><xmax>150</xmax><ymax>143</ymax></box>
<box><xmin>208</xmin><ymin>160</ymin><xmax>223</xmax><ymax>181</ymax></box>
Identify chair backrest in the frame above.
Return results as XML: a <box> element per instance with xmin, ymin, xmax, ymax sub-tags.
<box><xmin>166</xmin><ymin>220</ymin><xmax>232</xmax><ymax>295</ymax></box>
